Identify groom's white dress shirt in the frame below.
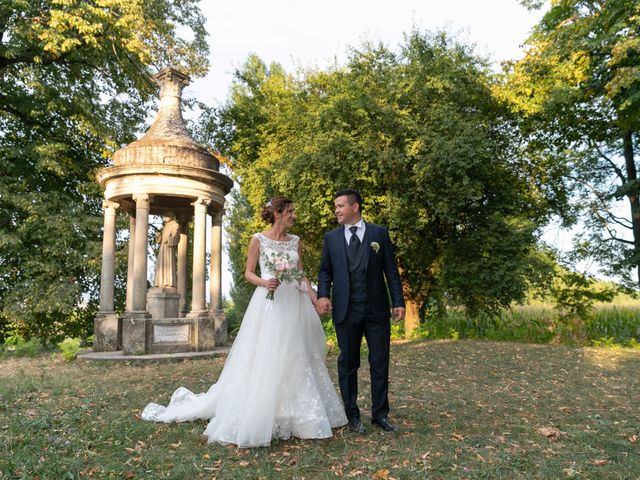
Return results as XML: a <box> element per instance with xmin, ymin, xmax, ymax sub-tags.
<box><xmin>343</xmin><ymin>219</ymin><xmax>366</xmax><ymax>245</ymax></box>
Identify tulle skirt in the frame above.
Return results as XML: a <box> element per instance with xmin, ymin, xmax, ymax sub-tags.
<box><xmin>141</xmin><ymin>281</ymin><xmax>347</xmax><ymax>447</ymax></box>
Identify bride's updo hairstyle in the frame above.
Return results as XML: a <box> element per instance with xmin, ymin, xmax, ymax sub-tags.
<box><xmin>261</xmin><ymin>196</ymin><xmax>293</xmax><ymax>224</ymax></box>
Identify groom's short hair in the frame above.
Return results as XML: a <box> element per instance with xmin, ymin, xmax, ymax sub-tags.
<box><xmin>335</xmin><ymin>188</ymin><xmax>363</xmax><ymax>211</ymax></box>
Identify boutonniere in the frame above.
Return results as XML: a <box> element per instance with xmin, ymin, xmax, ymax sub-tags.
<box><xmin>370</xmin><ymin>241</ymin><xmax>380</xmax><ymax>253</ymax></box>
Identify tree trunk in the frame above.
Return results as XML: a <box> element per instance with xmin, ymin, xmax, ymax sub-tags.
<box><xmin>404</xmin><ymin>298</ymin><xmax>421</xmax><ymax>338</ymax></box>
<box><xmin>622</xmin><ymin>129</ymin><xmax>640</xmax><ymax>286</ymax></box>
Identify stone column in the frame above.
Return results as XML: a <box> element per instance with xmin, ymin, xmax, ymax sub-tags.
<box><xmin>94</xmin><ymin>200</ymin><xmax>119</xmax><ymax>351</ymax></box>
<box><xmin>210</xmin><ymin>209</ymin><xmax>227</xmax><ymax>346</ymax></box>
<box><xmin>190</xmin><ymin>198</ymin><xmax>208</xmax><ymax>314</ymax></box>
<box><xmin>189</xmin><ymin>197</ymin><xmax>214</xmax><ymax>351</ymax></box>
<box><xmin>122</xmin><ymin>193</ymin><xmax>151</xmax><ymax>355</ymax></box>
<box><xmin>125</xmin><ymin>213</ymin><xmax>136</xmax><ymax>312</ymax></box>
<box><xmin>131</xmin><ymin>194</ymin><xmax>150</xmax><ymax>312</ymax></box>
<box><xmin>177</xmin><ymin>218</ymin><xmax>189</xmax><ymax>317</ymax></box>
<box><xmin>209</xmin><ymin>210</ymin><xmax>223</xmax><ymax>312</ymax></box>
<box><xmin>98</xmin><ymin>201</ymin><xmax>119</xmax><ymax>312</ymax></box>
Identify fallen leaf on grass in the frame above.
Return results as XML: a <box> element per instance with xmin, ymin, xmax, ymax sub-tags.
<box><xmin>592</xmin><ymin>459</ymin><xmax>609</xmax><ymax>466</ymax></box>
<box><xmin>372</xmin><ymin>468</ymin><xmax>390</xmax><ymax>479</ymax></box>
<box><xmin>628</xmin><ymin>435</ymin><xmax>638</xmax><ymax>443</ymax></box>
<box><xmin>537</xmin><ymin>426</ymin><xmax>562</xmax><ymax>441</ymax></box>
<box><xmin>451</xmin><ymin>433</ymin><xmax>464</xmax><ymax>442</ymax></box>
<box><xmin>170</xmin><ymin>441</ymin><xmax>182</xmax><ymax>449</ymax></box>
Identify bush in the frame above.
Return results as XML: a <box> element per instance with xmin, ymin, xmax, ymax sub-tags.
<box><xmin>2</xmin><ymin>334</ymin><xmax>43</xmax><ymax>357</ymax></box>
<box><xmin>57</xmin><ymin>337</ymin><xmax>81</xmax><ymax>361</ymax></box>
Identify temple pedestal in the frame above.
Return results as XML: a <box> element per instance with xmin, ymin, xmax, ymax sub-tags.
<box><xmin>147</xmin><ymin>287</ymin><xmax>180</xmax><ymax>319</ymax></box>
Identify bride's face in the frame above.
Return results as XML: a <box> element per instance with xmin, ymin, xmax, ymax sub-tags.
<box><xmin>275</xmin><ymin>204</ymin><xmax>296</xmax><ymax>229</ymax></box>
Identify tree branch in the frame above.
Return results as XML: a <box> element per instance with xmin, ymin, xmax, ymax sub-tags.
<box><xmin>591</xmin><ymin>141</ymin><xmax>627</xmax><ymax>183</ymax></box>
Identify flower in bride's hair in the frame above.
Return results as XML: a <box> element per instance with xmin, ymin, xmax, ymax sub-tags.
<box><xmin>265</xmin><ymin>200</ymin><xmax>273</xmax><ymax>208</ymax></box>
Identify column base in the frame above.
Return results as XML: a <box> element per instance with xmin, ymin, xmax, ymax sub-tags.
<box><xmin>121</xmin><ymin>311</ymin><xmax>152</xmax><ymax>355</ymax></box>
<box><xmin>187</xmin><ymin>311</ymin><xmax>214</xmax><ymax>351</ymax></box>
<box><xmin>93</xmin><ymin>312</ymin><xmax>119</xmax><ymax>352</ymax></box>
<box><xmin>211</xmin><ymin>309</ymin><xmax>227</xmax><ymax>347</ymax></box>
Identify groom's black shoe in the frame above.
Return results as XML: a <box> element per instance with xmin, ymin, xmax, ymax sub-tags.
<box><xmin>372</xmin><ymin>416</ymin><xmax>398</xmax><ymax>433</ymax></box>
<box><xmin>348</xmin><ymin>418</ymin><xmax>366</xmax><ymax>434</ymax></box>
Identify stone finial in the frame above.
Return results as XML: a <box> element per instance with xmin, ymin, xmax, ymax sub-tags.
<box><xmin>154</xmin><ymin>67</ymin><xmax>190</xmax><ymax>99</ymax></box>
<box><xmin>143</xmin><ymin>67</ymin><xmax>193</xmax><ymax>142</ymax></box>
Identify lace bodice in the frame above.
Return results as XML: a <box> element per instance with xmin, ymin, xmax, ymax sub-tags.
<box><xmin>254</xmin><ymin>232</ymin><xmax>300</xmax><ymax>279</ymax></box>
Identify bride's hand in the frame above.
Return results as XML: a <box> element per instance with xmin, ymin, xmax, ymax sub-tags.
<box><xmin>264</xmin><ymin>278</ymin><xmax>280</xmax><ymax>291</ymax></box>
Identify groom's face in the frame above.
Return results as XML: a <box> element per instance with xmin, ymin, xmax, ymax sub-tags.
<box><xmin>334</xmin><ymin>195</ymin><xmax>360</xmax><ymax>225</ymax></box>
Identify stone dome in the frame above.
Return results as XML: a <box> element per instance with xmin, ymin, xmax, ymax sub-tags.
<box><xmin>97</xmin><ymin>67</ymin><xmax>232</xmax><ymax>216</ymax></box>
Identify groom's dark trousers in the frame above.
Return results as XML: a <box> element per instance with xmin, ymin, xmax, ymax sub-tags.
<box><xmin>335</xmin><ymin>301</ymin><xmax>391</xmax><ymax>420</ymax></box>
<box><xmin>318</xmin><ymin>223</ymin><xmax>404</xmax><ymax>422</ymax></box>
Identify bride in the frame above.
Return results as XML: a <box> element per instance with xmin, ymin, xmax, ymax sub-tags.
<box><xmin>141</xmin><ymin>196</ymin><xmax>347</xmax><ymax>447</ymax></box>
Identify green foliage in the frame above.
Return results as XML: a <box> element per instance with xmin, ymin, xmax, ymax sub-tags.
<box><xmin>0</xmin><ymin>0</ymin><xmax>208</xmax><ymax>342</ymax></box>
<box><xmin>210</xmin><ymin>31</ymin><xmax>565</xmax><ymax>321</ymax></box>
<box><xmin>321</xmin><ymin>315</ymin><xmax>337</xmax><ymax>347</ymax></box>
<box><xmin>584</xmin><ymin>304</ymin><xmax>640</xmax><ymax>344</ymax></box>
<box><xmin>419</xmin><ymin>302</ymin><xmax>640</xmax><ymax>346</ymax></box>
<box><xmin>222</xmin><ymin>297</ymin><xmax>242</xmax><ymax>338</ymax></box>
<box><xmin>501</xmin><ymin>0</ymin><xmax>640</xmax><ymax>288</ymax></box>
<box><xmin>550</xmin><ymin>270</ymin><xmax>617</xmax><ymax>320</ymax></box>
<box><xmin>224</xmin><ymin>189</ymin><xmax>257</xmax><ymax>322</ymax></box>
<box><xmin>57</xmin><ymin>337</ymin><xmax>81</xmax><ymax>362</ymax></box>
<box><xmin>2</xmin><ymin>332</ymin><xmax>43</xmax><ymax>357</ymax></box>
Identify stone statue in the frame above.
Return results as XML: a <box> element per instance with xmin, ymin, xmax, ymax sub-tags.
<box><xmin>153</xmin><ymin>216</ymin><xmax>181</xmax><ymax>288</ymax></box>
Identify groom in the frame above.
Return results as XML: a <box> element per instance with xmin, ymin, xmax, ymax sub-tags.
<box><xmin>317</xmin><ymin>189</ymin><xmax>405</xmax><ymax>434</ymax></box>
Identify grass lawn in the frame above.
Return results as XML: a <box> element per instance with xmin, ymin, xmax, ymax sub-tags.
<box><xmin>1</xmin><ymin>340</ymin><xmax>639</xmax><ymax>479</ymax></box>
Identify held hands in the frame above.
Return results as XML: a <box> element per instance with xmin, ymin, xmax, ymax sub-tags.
<box><xmin>393</xmin><ymin>307</ymin><xmax>406</xmax><ymax>321</ymax></box>
<box><xmin>316</xmin><ymin>297</ymin><xmax>332</xmax><ymax>315</ymax></box>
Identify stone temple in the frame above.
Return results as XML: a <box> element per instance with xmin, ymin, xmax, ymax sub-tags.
<box><xmin>93</xmin><ymin>67</ymin><xmax>233</xmax><ymax>355</ymax></box>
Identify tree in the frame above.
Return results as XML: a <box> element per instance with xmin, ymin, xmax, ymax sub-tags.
<box><xmin>0</xmin><ymin>0</ymin><xmax>209</xmax><ymax>341</ymax></box>
<box><xmin>211</xmin><ymin>31</ymin><xmax>563</xmax><ymax>335</ymax></box>
<box><xmin>500</xmin><ymin>0</ymin><xmax>640</xmax><ymax>288</ymax></box>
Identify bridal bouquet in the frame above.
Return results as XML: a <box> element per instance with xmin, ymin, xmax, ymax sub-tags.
<box><xmin>261</xmin><ymin>252</ymin><xmax>305</xmax><ymax>300</ymax></box>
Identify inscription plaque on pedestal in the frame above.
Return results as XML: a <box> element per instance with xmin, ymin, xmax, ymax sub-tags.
<box><xmin>154</xmin><ymin>324</ymin><xmax>190</xmax><ymax>343</ymax></box>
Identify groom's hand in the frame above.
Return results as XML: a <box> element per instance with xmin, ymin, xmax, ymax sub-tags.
<box><xmin>393</xmin><ymin>307</ymin><xmax>406</xmax><ymax>321</ymax></box>
<box><xmin>316</xmin><ymin>297</ymin><xmax>331</xmax><ymax>315</ymax></box>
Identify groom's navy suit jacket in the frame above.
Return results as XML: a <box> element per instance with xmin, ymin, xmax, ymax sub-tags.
<box><xmin>318</xmin><ymin>222</ymin><xmax>405</xmax><ymax>324</ymax></box>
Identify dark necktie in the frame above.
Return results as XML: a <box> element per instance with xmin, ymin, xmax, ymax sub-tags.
<box><xmin>349</xmin><ymin>226</ymin><xmax>360</xmax><ymax>254</ymax></box>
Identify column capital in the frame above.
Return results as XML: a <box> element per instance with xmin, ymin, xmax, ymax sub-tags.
<box><xmin>132</xmin><ymin>193</ymin><xmax>151</xmax><ymax>206</ymax></box>
<box><xmin>192</xmin><ymin>197</ymin><xmax>211</xmax><ymax>211</ymax></box>
<box><xmin>212</xmin><ymin>209</ymin><xmax>224</xmax><ymax>226</ymax></box>
<box><xmin>102</xmin><ymin>200</ymin><xmax>119</xmax><ymax>212</ymax></box>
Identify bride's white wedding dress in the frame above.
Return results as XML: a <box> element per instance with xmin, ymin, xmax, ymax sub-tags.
<box><xmin>141</xmin><ymin>233</ymin><xmax>347</xmax><ymax>447</ymax></box>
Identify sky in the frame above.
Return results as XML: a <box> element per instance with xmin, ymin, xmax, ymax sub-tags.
<box><xmin>181</xmin><ymin>0</ymin><xmax>552</xmax><ymax>297</ymax></box>
<box><xmin>187</xmin><ymin>0</ymin><xmax>547</xmax><ymax>106</ymax></box>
